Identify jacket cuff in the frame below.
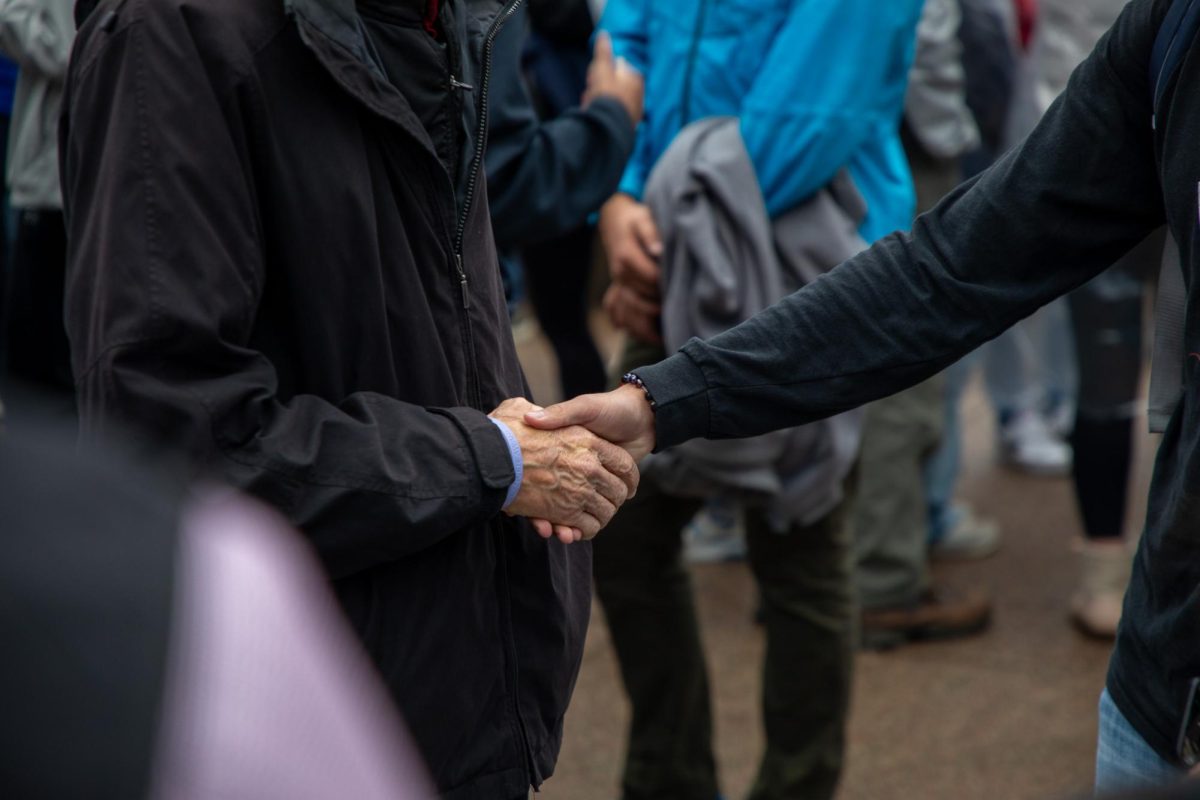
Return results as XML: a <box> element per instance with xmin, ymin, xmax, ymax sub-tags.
<box><xmin>436</xmin><ymin>407</ymin><xmax>515</xmax><ymax>516</ymax></box>
<box><xmin>632</xmin><ymin>346</ymin><xmax>711</xmax><ymax>451</ymax></box>
<box><xmin>587</xmin><ymin>96</ymin><xmax>638</xmax><ymax>152</ymax></box>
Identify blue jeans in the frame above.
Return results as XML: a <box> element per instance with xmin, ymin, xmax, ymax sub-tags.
<box><xmin>981</xmin><ymin>297</ymin><xmax>1077</xmax><ymax>419</ymax></box>
<box><xmin>1095</xmin><ymin>689</ymin><xmax>1186</xmax><ymax>795</ymax></box>
<box><xmin>925</xmin><ymin>355</ymin><xmax>974</xmax><ymax>542</ymax></box>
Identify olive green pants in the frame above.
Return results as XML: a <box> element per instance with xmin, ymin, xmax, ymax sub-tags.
<box><xmin>852</xmin><ymin>376</ymin><xmax>944</xmax><ymax>610</ymax></box>
<box><xmin>594</xmin><ymin>340</ymin><xmax>856</xmax><ymax>800</ymax></box>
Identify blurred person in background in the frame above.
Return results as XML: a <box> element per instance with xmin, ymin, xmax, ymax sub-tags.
<box><xmin>855</xmin><ymin>0</ymin><xmax>997</xmax><ymax>652</ymax></box>
<box><xmin>922</xmin><ymin>0</ymin><xmax>1077</xmax><ymax>577</ymax></box>
<box><xmin>592</xmin><ymin>1</ymin><xmax>923</xmax><ymax>797</ymax></box>
<box><xmin>61</xmin><ymin>1</ymin><xmax>641</xmax><ymax>797</ymax></box>
<box><xmin>927</xmin><ymin>0</ymin><xmax>1074</xmax><ymax>533</ymax></box>
<box><xmin>526</xmin><ymin>0</ymin><xmax>1200</xmax><ymax>792</ymax></box>
<box><xmin>921</xmin><ymin>0</ymin><xmax>1017</xmax><ymax>569</ymax></box>
<box><xmin>486</xmin><ymin>0</ymin><xmax>641</xmax><ymax>399</ymax></box>
<box><xmin>0</xmin><ymin>0</ymin><xmax>74</xmax><ymax>421</ymax></box>
<box><xmin>1005</xmin><ymin>0</ymin><xmax>1153</xmax><ymax>639</ymax></box>
<box><xmin>983</xmin><ymin>0</ymin><xmax>1080</xmax><ymax>477</ymax></box>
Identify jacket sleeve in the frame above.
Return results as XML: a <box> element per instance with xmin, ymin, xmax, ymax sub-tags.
<box><xmin>739</xmin><ymin>0</ymin><xmax>924</xmax><ymax>216</ymax></box>
<box><xmin>0</xmin><ymin>0</ymin><xmax>73</xmax><ymax>77</ymax></box>
<box><xmin>62</xmin><ymin>11</ymin><xmax>515</xmax><ymax>580</ymax></box>
<box><xmin>526</xmin><ymin>0</ymin><xmax>594</xmax><ymax>46</ymax></box>
<box><xmin>638</xmin><ymin>0</ymin><xmax>1167</xmax><ymax>449</ymax></box>
<box><xmin>485</xmin><ymin>9</ymin><xmax>635</xmax><ymax>248</ymax></box>
<box><xmin>598</xmin><ymin>0</ymin><xmax>652</xmax><ymax>200</ymax></box>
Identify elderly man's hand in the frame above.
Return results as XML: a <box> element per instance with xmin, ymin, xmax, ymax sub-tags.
<box><xmin>490</xmin><ymin>398</ymin><xmax>640</xmax><ymax>544</ymax></box>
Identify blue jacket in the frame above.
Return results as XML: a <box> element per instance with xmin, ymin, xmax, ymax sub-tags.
<box><xmin>601</xmin><ymin>0</ymin><xmax>923</xmax><ymax>244</ymax></box>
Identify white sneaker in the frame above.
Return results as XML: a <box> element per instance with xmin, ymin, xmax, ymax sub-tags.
<box><xmin>998</xmin><ymin>409</ymin><xmax>1072</xmax><ymax>477</ymax></box>
<box><xmin>1044</xmin><ymin>401</ymin><xmax>1075</xmax><ymax>441</ymax></box>
<box><xmin>683</xmin><ymin>498</ymin><xmax>746</xmax><ymax>564</ymax></box>
<box><xmin>930</xmin><ymin>505</ymin><xmax>1001</xmax><ymax>561</ymax></box>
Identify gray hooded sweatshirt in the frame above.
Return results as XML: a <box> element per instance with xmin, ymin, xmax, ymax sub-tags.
<box><xmin>641</xmin><ymin>117</ymin><xmax>866</xmax><ymax>529</ymax></box>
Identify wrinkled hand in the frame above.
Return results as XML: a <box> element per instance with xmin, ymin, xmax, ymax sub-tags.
<box><xmin>598</xmin><ymin>194</ymin><xmax>662</xmax><ymax>343</ymax></box>
<box><xmin>490</xmin><ymin>398</ymin><xmax>639</xmax><ymax>544</ymax></box>
<box><xmin>525</xmin><ymin>384</ymin><xmax>657</xmax><ymax>464</ymax></box>
<box><xmin>582</xmin><ymin>32</ymin><xmax>645</xmax><ymax>126</ymax></box>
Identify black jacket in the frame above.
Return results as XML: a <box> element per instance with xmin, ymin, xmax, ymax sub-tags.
<box><xmin>637</xmin><ymin>0</ymin><xmax>1196</xmax><ymax>766</ymax></box>
<box><xmin>62</xmin><ymin>0</ymin><xmax>590</xmax><ymax>796</ymax></box>
<box><xmin>527</xmin><ymin>0</ymin><xmax>593</xmax><ymax>46</ymax></box>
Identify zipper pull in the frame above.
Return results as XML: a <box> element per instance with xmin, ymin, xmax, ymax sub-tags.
<box><xmin>457</xmin><ymin>253</ymin><xmax>470</xmax><ymax>309</ymax></box>
<box><xmin>449</xmin><ymin>76</ymin><xmax>475</xmax><ymax>92</ymax></box>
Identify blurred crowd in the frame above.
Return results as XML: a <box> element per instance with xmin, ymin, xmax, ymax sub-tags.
<box><xmin>0</xmin><ymin>0</ymin><xmax>1196</xmax><ymax>799</ymax></box>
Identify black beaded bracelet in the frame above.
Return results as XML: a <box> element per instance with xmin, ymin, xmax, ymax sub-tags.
<box><xmin>621</xmin><ymin>372</ymin><xmax>658</xmax><ymax>412</ymax></box>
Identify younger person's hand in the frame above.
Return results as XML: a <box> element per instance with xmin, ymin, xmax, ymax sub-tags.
<box><xmin>583</xmin><ymin>32</ymin><xmax>645</xmax><ymax>126</ymax></box>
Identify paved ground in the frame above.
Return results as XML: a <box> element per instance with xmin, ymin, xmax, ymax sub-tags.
<box><xmin>515</xmin><ymin>312</ymin><xmax>1156</xmax><ymax>800</ymax></box>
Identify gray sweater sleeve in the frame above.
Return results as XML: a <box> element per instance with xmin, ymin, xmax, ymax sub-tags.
<box><xmin>638</xmin><ymin>0</ymin><xmax>1167</xmax><ymax>451</ymax></box>
<box><xmin>0</xmin><ymin>0</ymin><xmax>73</xmax><ymax>77</ymax></box>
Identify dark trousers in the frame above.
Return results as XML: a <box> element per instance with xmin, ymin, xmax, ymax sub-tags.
<box><xmin>3</xmin><ymin>209</ymin><xmax>74</xmax><ymax>418</ymax></box>
<box><xmin>596</xmin><ymin>339</ymin><xmax>856</xmax><ymax>799</ymax></box>
<box><xmin>595</xmin><ymin>479</ymin><xmax>855</xmax><ymax>800</ymax></box>
<box><xmin>522</xmin><ymin>225</ymin><xmax>606</xmax><ymax>400</ymax></box>
<box><xmin>1067</xmin><ymin>232</ymin><xmax>1156</xmax><ymax>540</ymax></box>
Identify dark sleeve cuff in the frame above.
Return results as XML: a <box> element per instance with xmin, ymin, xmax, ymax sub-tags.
<box><xmin>632</xmin><ymin>345</ymin><xmax>711</xmax><ymax>451</ymax></box>
<box><xmin>586</xmin><ymin>96</ymin><xmax>638</xmax><ymax>154</ymax></box>
<box><xmin>432</xmin><ymin>407</ymin><xmax>514</xmax><ymax>516</ymax></box>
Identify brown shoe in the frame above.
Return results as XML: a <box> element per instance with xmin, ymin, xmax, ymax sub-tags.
<box><xmin>861</xmin><ymin>586</ymin><xmax>992</xmax><ymax>650</ymax></box>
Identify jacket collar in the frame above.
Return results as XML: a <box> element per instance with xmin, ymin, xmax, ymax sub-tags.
<box><xmin>281</xmin><ymin>0</ymin><xmax>518</xmax><ymax>185</ymax></box>
<box><xmin>284</xmin><ymin>0</ymin><xmax>512</xmax><ymax>72</ymax></box>
<box><xmin>283</xmin><ymin>0</ymin><xmax>386</xmax><ymax>80</ymax></box>
<box><xmin>284</xmin><ymin>0</ymin><xmax>444</xmax><ymax>164</ymax></box>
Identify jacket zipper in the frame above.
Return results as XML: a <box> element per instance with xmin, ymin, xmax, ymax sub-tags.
<box><xmin>454</xmin><ymin>3</ymin><xmax>536</xmax><ymax>784</ymax></box>
<box><xmin>679</xmin><ymin>0</ymin><xmax>710</xmax><ymax>125</ymax></box>
<box><xmin>448</xmin><ymin>0</ymin><xmax>523</xmax><ymax>414</ymax></box>
<box><xmin>454</xmin><ymin>0</ymin><xmax>523</xmax><ymax>260</ymax></box>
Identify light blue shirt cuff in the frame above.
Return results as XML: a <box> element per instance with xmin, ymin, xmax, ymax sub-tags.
<box><xmin>488</xmin><ymin>418</ymin><xmax>523</xmax><ymax>510</ymax></box>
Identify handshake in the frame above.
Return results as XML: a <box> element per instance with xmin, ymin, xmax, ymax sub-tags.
<box><xmin>489</xmin><ymin>384</ymin><xmax>658</xmax><ymax>544</ymax></box>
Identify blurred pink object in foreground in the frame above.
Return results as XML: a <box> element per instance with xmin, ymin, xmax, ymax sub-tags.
<box><xmin>151</xmin><ymin>491</ymin><xmax>434</xmax><ymax>800</ymax></box>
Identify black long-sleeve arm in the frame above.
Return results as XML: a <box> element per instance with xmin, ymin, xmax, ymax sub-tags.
<box><xmin>485</xmin><ymin>7</ymin><xmax>635</xmax><ymax>249</ymax></box>
<box><xmin>637</xmin><ymin>0</ymin><xmax>1169</xmax><ymax>450</ymax></box>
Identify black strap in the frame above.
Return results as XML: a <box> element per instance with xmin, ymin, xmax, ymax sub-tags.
<box><xmin>1147</xmin><ymin>1</ymin><xmax>1200</xmax><ymax>431</ymax></box>
<box><xmin>1151</xmin><ymin>0</ymin><xmax>1200</xmax><ymax>127</ymax></box>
